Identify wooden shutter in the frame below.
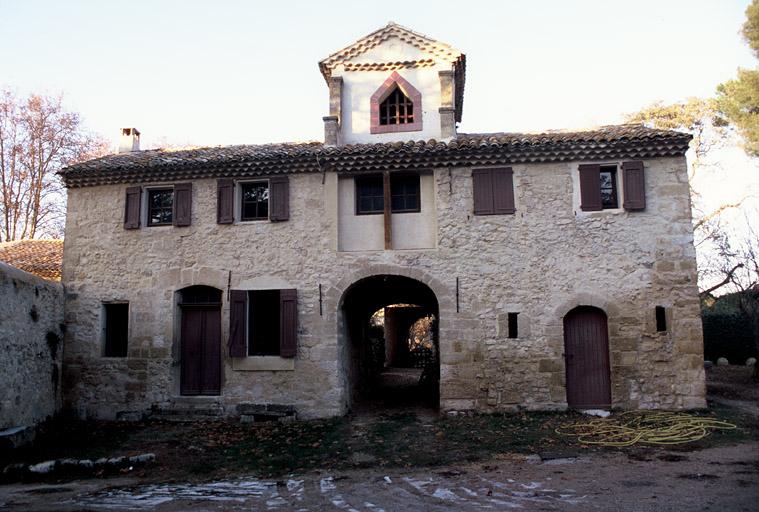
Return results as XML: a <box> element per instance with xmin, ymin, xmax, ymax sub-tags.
<box><xmin>622</xmin><ymin>160</ymin><xmax>646</xmax><ymax>211</ymax></box>
<box><xmin>124</xmin><ymin>186</ymin><xmax>141</xmax><ymax>229</ymax></box>
<box><xmin>472</xmin><ymin>169</ymin><xmax>494</xmax><ymax>215</ymax></box>
<box><xmin>173</xmin><ymin>183</ymin><xmax>192</xmax><ymax>226</ymax></box>
<box><xmin>279</xmin><ymin>289</ymin><xmax>297</xmax><ymax>358</ymax></box>
<box><xmin>269</xmin><ymin>175</ymin><xmax>290</xmax><ymax>222</ymax></box>
<box><xmin>492</xmin><ymin>167</ymin><xmax>516</xmax><ymax>214</ymax></box>
<box><xmin>217</xmin><ymin>179</ymin><xmax>234</xmax><ymax>224</ymax></box>
<box><xmin>579</xmin><ymin>164</ymin><xmax>602</xmax><ymax>212</ymax></box>
<box><xmin>228</xmin><ymin>290</ymin><xmax>247</xmax><ymax>357</ymax></box>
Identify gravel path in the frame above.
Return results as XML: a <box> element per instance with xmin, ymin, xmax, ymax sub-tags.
<box><xmin>1</xmin><ymin>442</ymin><xmax>757</xmax><ymax>511</ymax></box>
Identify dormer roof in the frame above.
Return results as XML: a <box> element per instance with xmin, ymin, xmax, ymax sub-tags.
<box><xmin>319</xmin><ymin>22</ymin><xmax>466</xmax><ymax>122</ymax></box>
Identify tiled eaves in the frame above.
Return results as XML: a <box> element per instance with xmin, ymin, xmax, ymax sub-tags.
<box><xmin>60</xmin><ymin>127</ymin><xmax>692</xmax><ymax>188</ymax></box>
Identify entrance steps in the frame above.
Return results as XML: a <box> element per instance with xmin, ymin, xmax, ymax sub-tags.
<box><xmin>151</xmin><ymin>397</ymin><xmax>224</xmax><ymax>422</ymax></box>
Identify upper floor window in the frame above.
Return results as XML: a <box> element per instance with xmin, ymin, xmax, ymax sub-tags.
<box><xmin>578</xmin><ymin>161</ymin><xmax>646</xmax><ymax>212</ymax></box>
<box><xmin>380</xmin><ymin>87</ymin><xmax>414</xmax><ymax>126</ymax></box>
<box><xmin>599</xmin><ymin>165</ymin><xmax>619</xmax><ymax>209</ymax></box>
<box><xmin>370</xmin><ymin>71</ymin><xmax>423</xmax><ymax>134</ymax></box>
<box><xmin>356</xmin><ymin>173</ymin><xmax>420</xmax><ymax>215</ymax></box>
<box><xmin>240</xmin><ymin>182</ymin><xmax>269</xmax><ymax>221</ymax></box>
<box><xmin>147</xmin><ymin>188</ymin><xmax>174</xmax><ymax>226</ymax></box>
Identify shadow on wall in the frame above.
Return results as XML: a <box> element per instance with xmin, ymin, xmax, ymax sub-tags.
<box><xmin>0</xmin><ymin>262</ymin><xmax>64</xmax><ymax>449</ymax></box>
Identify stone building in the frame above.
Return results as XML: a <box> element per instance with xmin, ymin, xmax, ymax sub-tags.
<box><xmin>59</xmin><ymin>23</ymin><xmax>705</xmax><ymax>420</ymax></box>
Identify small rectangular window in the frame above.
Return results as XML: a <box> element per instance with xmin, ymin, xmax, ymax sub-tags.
<box><xmin>508</xmin><ymin>312</ymin><xmax>519</xmax><ymax>339</ymax></box>
<box><xmin>103</xmin><ymin>303</ymin><xmax>129</xmax><ymax>357</ymax></box>
<box><xmin>240</xmin><ymin>182</ymin><xmax>269</xmax><ymax>221</ymax></box>
<box><xmin>356</xmin><ymin>175</ymin><xmax>385</xmax><ymax>215</ymax></box>
<box><xmin>655</xmin><ymin>306</ymin><xmax>667</xmax><ymax>332</ymax></box>
<box><xmin>391</xmin><ymin>174</ymin><xmax>420</xmax><ymax>213</ymax></box>
<box><xmin>248</xmin><ymin>290</ymin><xmax>281</xmax><ymax>356</ymax></box>
<box><xmin>147</xmin><ymin>189</ymin><xmax>174</xmax><ymax>226</ymax></box>
<box><xmin>599</xmin><ymin>165</ymin><xmax>619</xmax><ymax>209</ymax></box>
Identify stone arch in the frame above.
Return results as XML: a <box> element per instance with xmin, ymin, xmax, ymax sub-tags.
<box><xmin>553</xmin><ymin>292</ymin><xmax>620</xmax><ymax>326</ymax></box>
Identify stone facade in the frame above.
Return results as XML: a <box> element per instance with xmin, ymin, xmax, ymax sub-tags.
<box><xmin>61</xmin><ymin>153</ymin><xmax>705</xmax><ymax>419</ymax></box>
<box><xmin>0</xmin><ymin>262</ymin><xmax>64</xmax><ymax>430</ymax></box>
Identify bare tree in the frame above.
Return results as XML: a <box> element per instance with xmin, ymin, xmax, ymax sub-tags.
<box><xmin>0</xmin><ymin>89</ymin><xmax>108</xmax><ymax>241</ymax></box>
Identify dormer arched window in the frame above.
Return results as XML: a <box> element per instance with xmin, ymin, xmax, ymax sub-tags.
<box><xmin>380</xmin><ymin>87</ymin><xmax>414</xmax><ymax>126</ymax></box>
<box><xmin>370</xmin><ymin>71</ymin><xmax>422</xmax><ymax>134</ymax></box>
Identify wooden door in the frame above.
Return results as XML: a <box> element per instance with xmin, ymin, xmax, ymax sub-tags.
<box><xmin>180</xmin><ymin>305</ymin><xmax>221</xmax><ymax>395</ymax></box>
<box><xmin>563</xmin><ymin>306</ymin><xmax>611</xmax><ymax>409</ymax></box>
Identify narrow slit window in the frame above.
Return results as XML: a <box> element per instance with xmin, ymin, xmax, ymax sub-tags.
<box><xmin>103</xmin><ymin>303</ymin><xmax>129</xmax><ymax>357</ymax></box>
<box><xmin>508</xmin><ymin>312</ymin><xmax>519</xmax><ymax>339</ymax></box>
<box><xmin>655</xmin><ymin>306</ymin><xmax>667</xmax><ymax>332</ymax></box>
<box><xmin>379</xmin><ymin>87</ymin><xmax>414</xmax><ymax>126</ymax></box>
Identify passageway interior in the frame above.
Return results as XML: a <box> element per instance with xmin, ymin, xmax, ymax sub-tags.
<box><xmin>341</xmin><ymin>275</ymin><xmax>439</xmax><ymax>412</ymax></box>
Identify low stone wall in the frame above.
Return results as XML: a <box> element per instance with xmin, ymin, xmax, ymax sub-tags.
<box><xmin>0</xmin><ymin>262</ymin><xmax>64</xmax><ymax>440</ymax></box>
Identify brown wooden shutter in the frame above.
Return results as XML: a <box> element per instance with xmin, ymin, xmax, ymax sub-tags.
<box><xmin>217</xmin><ymin>179</ymin><xmax>234</xmax><ymax>224</ymax></box>
<box><xmin>124</xmin><ymin>186</ymin><xmax>141</xmax><ymax>229</ymax></box>
<box><xmin>269</xmin><ymin>175</ymin><xmax>289</xmax><ymax>222</ymax></box>
<box><xmin>472</xmin><ymin>169</ymin><xmax>494</xmax><ymax>215</ymax></box>
<box><xmin>579</xmin><ymin>164</ymin><xmax>602</xmax><ymax>211</ymax></box>
<box><xmin>173</xmin><ymin>183</ymin><xmax>192</xmax><ymax>226</ymax></box>
<box><xmin>622</xmin><ymin>160</ymin><xmax>646</xmax><ymax>211</ymax></box>
<box><xmin>492</xmin><ymin>167</ymin><xmax>516</xmax><ymax>214</ymax></box>
<box><xmin>228</xmin><ymin>290</ymin><xmax>247</xmax><ymax>357</ymax></box>
<box><xmin>279</xmin><ymin>289</ymin><xmax>297</xmax><ymax>358</ymax></box>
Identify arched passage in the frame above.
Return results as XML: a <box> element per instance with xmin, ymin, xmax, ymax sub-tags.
<box><xmin>340</xmin><ymin>275</ymin><xmax>439</xmax><ymax>411</ymax></box>
<box><xmin>177</xmin><ymin>285</ymin><xmax>222</xmax><ymax>396</ymax></box>
<box><xmin>563</xmin><ymin>306</ymin><xmax>611</xmax><ymax>409</ymax></box>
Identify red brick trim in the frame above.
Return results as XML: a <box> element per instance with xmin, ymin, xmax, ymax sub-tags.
<box><xmin>370</xmin><ymin>71</ymin><xmax>423</xmax><ymax>134</ymax></box>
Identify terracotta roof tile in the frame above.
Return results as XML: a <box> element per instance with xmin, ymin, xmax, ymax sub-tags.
<box><xmin>0</xmin><ymin>239</ymin><xmax>64</xmax><ymax>281</ymax></box>
<box><xmin>60</xmin><ymin>125</ymin><xmax>691</xmax><ymax>188</ymax></box>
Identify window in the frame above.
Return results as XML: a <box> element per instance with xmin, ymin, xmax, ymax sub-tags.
<box><xmin>248</xmin><ymin>290</ymin><xmax>281</xmax><ymax>356</ymax></box>
<box><xmin>380</xmin><ymin>87</ymin><xmax>414</xmax><ymax>126</ymax></box>
<box><xmin>370</xmin><ymin>71</ymin><xmax>423</xmax><ymax>134</ymax></box>
<box><xmin>391</xmin><ymin>174</ymin><xmax>420</xmax><ymax>213</ymax></box>
<box><xmin>579</xmin><ymin>161</ymin><xmax>645</xmax><ymax>212</ymax></box>
<box><xmin>599</xmin><ymin>165</ymin><xmax>619</xmax><ymax>209</ymax></box>
<box><xmin>507</xmin><ymin>312</ymin><xmax>519</xmax><ymax>339</ymax></box>
<box><xmin>472</xmin><ymin>167</ymin><xmax>516</xmax><ymax>215</ymax></box>
<box><xmin>147</xmin><ymin>188</ymin><xmax>174</xmax><ymax>226</ymax></box>
<box><xmin>240</xmin><ymin>182</ymin><xmax>269</xmax><ymax>221</ymax></box>
<box><xmin>356</xmin><ymin>173</ymin><xmax>421</xmax><ymax>215</ymax></box>
<box><xmin>103</xmin><ymin>303</ymin><xmax>128</xmax><ymax>357</ymax></box>
<box><xmin>655</xmin><ymin>306</ymin><xmax>667</xmax><ymax>332</ymax></box>
<box><xmin>229</xmin><ymin>289</ymin><xmax>297</xmax><ymax>358</ymax></box>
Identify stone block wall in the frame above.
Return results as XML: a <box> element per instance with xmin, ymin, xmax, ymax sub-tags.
<box><xmin>61</xmin><ymin>155</ymin><xmax>705</xmax><ymax>419</ymax></box>
<box><xmin>0</xmin><ymin>262</ymin><xmax>64</xmax><ymax>431</ymax></box>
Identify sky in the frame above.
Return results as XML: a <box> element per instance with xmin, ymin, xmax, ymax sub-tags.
<box><xmin>1</xmin><ymin>0</ymin><xmax>755</xmax><ymax>148</ymax></box>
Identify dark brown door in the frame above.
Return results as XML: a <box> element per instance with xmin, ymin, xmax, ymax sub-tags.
<box><xmin>180</xmin><ymin>305</ymin><xmax>221</xmax><ymax>395</ymax></box>
<box><xmin>563</xmin><ymin>306</ymin><xmax>611</xmax><ymax>409</ymax></box>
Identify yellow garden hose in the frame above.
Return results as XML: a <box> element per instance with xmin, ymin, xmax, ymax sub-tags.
<box><xmin>556</xmin><ymin>411</ymin><xmax>737</xmax><ymax>447</ymax></box>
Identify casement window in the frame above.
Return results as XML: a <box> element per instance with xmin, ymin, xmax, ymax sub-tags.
<box><xmin>217</xmin><ymin>176</ymin><xmax>289</xmax><ymax>224</ymax></box>
<box><xmin>240</xmin><ymin>182</ymin><xmax>269</xmax><ymax>221</ymax></box>
<box><xmin>147</xmin><ymin>188</ymin><xmax>174</xmax><ymax>226</ymax></box>
<box><xmin>123</xmin><ymin>183</ymin><xmax>192</xmax><ymax>229</ymax></box>
<box><xmin>355</xmin><ymin>173</ymin><xmax>421</xmax><ymax>215</ymax></box>
<box><xmin>579</xmin><ymin>161</ymin><xmax>646</xmax><ymax>212</ymax></box>
<box><xmin>472</xmin><ymin>167</ymin><xmax>516</xmax><ymax>215</ymax></box>
<box><xmin>370</xmin><ymin>71</ymin><xmax>423</xmax><ymax>134</ymax></box>
<box><xmin>228</xmin><ymin>289</ymin><xmax>297</xmax><ymax>358</ymax></box>
<box><xmin>102</xmin><ymin>302</ymin><xmax>129</xmax><ymax>357</ymax></box>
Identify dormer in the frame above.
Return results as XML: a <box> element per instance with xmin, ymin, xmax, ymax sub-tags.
<box><xmin>319</xmin><ymin>22</ymin><xmax>466</xmax><ymax>145</ymax></box>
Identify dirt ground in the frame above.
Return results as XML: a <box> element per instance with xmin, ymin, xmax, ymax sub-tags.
<box><xmin>0</xmin><ymin>365</ymin><xmax>757</xmax><ymax>511</ymax></box>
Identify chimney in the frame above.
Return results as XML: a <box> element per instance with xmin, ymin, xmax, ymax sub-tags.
<box><xmin>118</xmin><ymin>128</ymin><xmax>140</xmax><ymax>153</ymax></box>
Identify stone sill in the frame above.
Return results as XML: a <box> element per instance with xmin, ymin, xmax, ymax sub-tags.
<box><xmin>232</xmin><ymin>356</ymin><xmax>295</xmax><ymax>372</ymax></box>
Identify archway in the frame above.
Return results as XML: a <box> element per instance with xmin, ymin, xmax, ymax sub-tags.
<box><xmin>177</xmin><ymin>285</ymin><xmax>222</xmax><ymax>396</ymax></box>
<box><xmin>340</xmin><ymin>275</ymin><xmax>439</xmax><ymax>411</ymax></box>
<box><xmin>563</xmin><ymin>306</ymin><xmax>611</xmax><ymax>409</ymax></box>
